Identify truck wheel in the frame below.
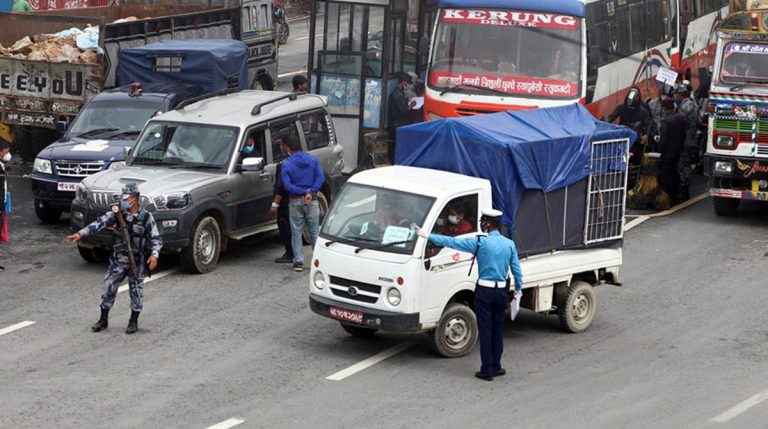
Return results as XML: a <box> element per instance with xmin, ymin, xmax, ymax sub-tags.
<box><xmin>430</xmin><ymin>303</ymin><xmax>478</xmax><ymax>358</ymax></box>
<box><xmin>180</xmin><ymin>216</ymin><xmax>221</xmax><ymax>274</ymax></box>
<box><xmin>558</xmin><ymin>281</ymin><xmax>596</xmax><ymax>333</ymax></box>
<box><xmin>278</xmin><ymin>21</ymin><xmax>289</xmax><ymax>45</ymax></box>
<box><xmin>303</xmin><ymin>191</ymin><xmax>328</xmax><ymax>245</ymax></box>
<box><xmin>713</xmin><ymin>197</ymin><xmax>739</xmax><ymax>216</ymax></box>
<box><xmin>340</xmin><ymin>322</ymin><xmax>377</xmax><ymax>337</ymax></box>
<box><xmin>77</xmin><ymin>245</ymin><xmax>109</xmax><ymax>263</ymax></box>
<box><xmin>34</xmin><ymin>199</ymin><xmax>61</xmax><ymax>223</ymax></box>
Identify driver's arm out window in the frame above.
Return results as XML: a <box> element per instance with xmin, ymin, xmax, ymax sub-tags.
<box><xmin>426</xmin><ymin>194</ymin><xmax>479</xmax><ymax>257</ymax></box>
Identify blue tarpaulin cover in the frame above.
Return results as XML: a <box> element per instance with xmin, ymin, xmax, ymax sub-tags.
<box><xmin>396</xmin><ymin>103</ymin><xmax>636</xmax><ymax>229</ymax></box>
<box><xmin>117</xmin><ymin>39</ymin><xmax>249</xmax><ymax>93</ymax></box>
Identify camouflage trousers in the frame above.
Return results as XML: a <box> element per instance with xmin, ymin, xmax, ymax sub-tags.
<box><xmin>100</xmin><ymin>258</ymin><xmax>145</xmax><ymax>312</ymax></box>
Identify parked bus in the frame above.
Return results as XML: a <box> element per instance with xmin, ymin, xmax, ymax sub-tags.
<box><xmin>424</xmin><ymin>0</ymin><xmax>729</xmax><ymax>120</ymax></box>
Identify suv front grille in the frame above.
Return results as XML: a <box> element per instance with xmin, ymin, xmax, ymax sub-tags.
<box><xmin>89</xmin><ymin>191</ymin><xmax>120</xmax><ymax>208</ymax></box>
<box><xmin>329</xmin><ymin>276</ymin><xmax>381</xmax><ymax>304</ymax></box>
<box><xmin>55</xmin><ymin>160</ymin><xmax>105</xmax><ymax>178</ymax></box>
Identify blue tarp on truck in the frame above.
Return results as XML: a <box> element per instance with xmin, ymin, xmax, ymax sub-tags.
<box><xmin>396</xmin><ymin>104</ymin><xmax>636</xmax><ymax>255</ymax></box>
<box><xmin>117</xmin><ymin>39</ymin><xmax>249</xmax><ymax>94</ymax></box>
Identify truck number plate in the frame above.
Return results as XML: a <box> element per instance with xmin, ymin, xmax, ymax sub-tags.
<box><xmin>329</xmin><ymin>307</ymin><xmax>363</xmax><ymax>324</ymax></box>
<box><xmin>57</xmin><ymin>182</ymin><xmax>78</xmax><ymax>192</ymax></box>
<box><xmin>752</xmin><ymin>191</ymin><xmax>768</xmax><ymax>201</ymax></box>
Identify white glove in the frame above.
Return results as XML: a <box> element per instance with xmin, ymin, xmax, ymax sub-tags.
<box><xmin>414</xmin><ymin>226</ymin><xmax>429</xmax><ymax>239</ymax></box>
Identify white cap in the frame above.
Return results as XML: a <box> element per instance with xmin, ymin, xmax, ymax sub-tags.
<box><xmin>480</xmin><ymin>208</ymin><xmax>503</xmax><ymax>218</ymax></box>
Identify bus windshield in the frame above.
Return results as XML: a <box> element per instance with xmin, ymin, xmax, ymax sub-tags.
<box><xmin>720</xmin><ymin>42</ymin><xmax>768</xmax><ymax>85</ymax></box>
<box><xmin>428</xmin><ymin>9</ymin><xmax>582</xmax><ymax>99</ymax></box>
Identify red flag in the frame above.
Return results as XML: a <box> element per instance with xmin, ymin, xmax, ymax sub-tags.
<box><xmin>1</xmin><ymin>212</ymin><xmax>8</xmax><ymax>243</ymax></box>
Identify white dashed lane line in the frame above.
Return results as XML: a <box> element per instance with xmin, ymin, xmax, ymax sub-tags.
<box><xmin>117</xmin><ymin>268</ymin><xmax>180</xmax><ymax>294</ymax></box>
<box><xmin>205</xmin><ymin>417</ymin><xmax>245</xmax><ymax>429</ymax></box>
<box><xmin>326</xmin><ymin>342</ymin><xmax>415</xmax><ymax>381</ymax></box>
<box><xmin>0</xmin><ymin>321</ymin><xmax>36</xmax><ymax>337</ymax></box>
<box><xmin>711</xmin><ymin>388</ymin><xmax>768</xmax><ymax>423</ymax></box>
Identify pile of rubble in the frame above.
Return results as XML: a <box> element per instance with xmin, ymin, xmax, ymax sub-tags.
<box><xmin>0</xmin><ymin>29</ymin><xmax>100</xmax><ymax>65</ymax></box>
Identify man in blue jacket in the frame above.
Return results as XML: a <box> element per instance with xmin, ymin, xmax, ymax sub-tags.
<box><xmin>280</xmin><ymin>135</ymin><xmax>325</xmax><ymax>272</ymax></box>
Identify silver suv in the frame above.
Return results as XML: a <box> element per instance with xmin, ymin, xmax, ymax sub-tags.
<box><xmin>70</xmin><ymin>90</ymin><xmax>345</xmax><ymax>273</ymax></box>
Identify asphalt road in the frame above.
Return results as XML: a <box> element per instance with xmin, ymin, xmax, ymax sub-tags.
<box><xmin>2</xmin><ymin>162</ymin><xmax>768</xmax><ymax>429</ymax></box>
<box><xmin>276</xmin><ymin>16</ymin><xmax>312</xmax><ymax>92</ymax></box>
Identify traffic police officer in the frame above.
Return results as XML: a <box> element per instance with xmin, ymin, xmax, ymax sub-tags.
<box><xmin>418</xmin><ymin>209</ymin><xmax>523</xmax><ymax>381</ymax></box>
<box><xmin>66</xmin><ymin>183</ymin><xmax>162</xmax><ymax>334</ymax></box>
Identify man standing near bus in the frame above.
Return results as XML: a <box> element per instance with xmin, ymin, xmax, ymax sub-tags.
<box><xmin>388</xmin><ymin>73</ymin><xmax>416</xmax><ymax>164</ymax></box>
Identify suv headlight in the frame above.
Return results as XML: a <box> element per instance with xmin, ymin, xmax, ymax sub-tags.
<box><xmin>152</xmin><ymin>192</ymin><xmax>191</xmax><ymax>211</ymax></box>
<box><xmin>33</xmin><ymin>158</ymin><xmax>52</xmax><ymax>174</ymax></box>
<box><xmin>75</xmin><ymin>183</ymin><xmax>89</xmax><ymax>203</ymax></box>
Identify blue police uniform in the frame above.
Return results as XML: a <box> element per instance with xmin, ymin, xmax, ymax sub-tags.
<box><xmin>428</xmin><ymin>228</ymin><xmax>523</xmax><ymax>379</ymax></box>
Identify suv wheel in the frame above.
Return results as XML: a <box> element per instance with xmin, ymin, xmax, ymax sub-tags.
<box><xmin>181</xmin><ymin>216</ymin><xmax>221</xmax><ymax>274</ymax></box>
<box><xmin>35</xmin><ymin>199</ymin><xmax>62</xmax><ymax>223</ymax></box>
<box><xmin>303</xmin><ymin>191</ymin><xmax>328</xmax><ymax>244</ymax></box>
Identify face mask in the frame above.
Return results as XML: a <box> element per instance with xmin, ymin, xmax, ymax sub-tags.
<box><xmin>120</xmin><ymin>200</ymin><xmax>132</xmax><ymax>211</ymax></box>
<box><xmin>448</xmin><ymin>215</ymin><xmax>460</xmax><ymax>225</ymax></box>
<box><xmin>243</xmin><ymin>145</ymin><xmax>254</xmax><ymax>154</ymax></box>
<box><xmin>2</xmin><ymin>153</ymin><xmax>10</xmax><ymax>163</ymax></box>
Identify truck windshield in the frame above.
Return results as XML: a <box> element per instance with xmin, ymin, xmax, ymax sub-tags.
<box><xmin>128</xmin><ymin>121</ymin><xmax>238</xmax><ymax>170</ymax></box>
<box><xmin>321</xmin><ymin>184</ymin><xmax>435</xmax><ymax>255</ymax></box>
<box><xmin>428</xmin><ymin>9</ymin><xmax>582</xmax><ymax>99</ymax></box>
<box><xmin>720</xmin><ymin>42</ymin><xmax>768</xmax><ymax>84</ymax></box>
<box><xmin>68</xmin><ymin>100</ymin><xmax>161</xmax><ymax>138</ymax></box>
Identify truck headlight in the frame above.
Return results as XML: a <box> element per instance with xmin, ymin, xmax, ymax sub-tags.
<box><xmin>33</xmin><ymin>158</ymin><xmax>52</xmax><ymax>174</ymax></box>
<box><xmin>387</xmin><ymin>287</ymin><xmax>401</xmax><ymax>306</ymax></box>
<box><xmin>75</xmin><ymin>183</ymin><xmax>89</xmax><ymax>203</ymax></box>
<box><xmin>152</xmin><ymin>192</ymin><xmax>191</xmax><ymax>211</ymax></box>
<box><xmin>714</xmin><ymin>161</ymin><xmax>733</xmax><ymax>174</ymax></box>
<box><xmin>313</xmin><ymin>271</ymin><xmax>325</xmax><ymax>290</ymax></box>
<box><xmin>715</xmin><ymin>135</ymin><xmax>735</xmax><ymax>149</ymax></box>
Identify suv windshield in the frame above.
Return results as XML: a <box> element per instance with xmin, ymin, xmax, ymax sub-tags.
<box><xmin>68</xmin><ymin>100</ymin><xmax>161</xmax><ymax>138</ymax></box>
<box><xmin>128</xmin><ymin>121</ymin><xmax>238</xmax><ymax>170</ymax></box>
<box><xmin>321</xmin><ymin>184</ymin><xmax>435</xmax><ymax>254</ymax></box>
<box><xmin>720</xmin><ymin>42</ymin><xmax>768</xmax><ymax>84</ymax></box>
<box><xmin>429</xmin><ymin>8</ymin><xmax>582</xmax><ymax>99</ymax></box>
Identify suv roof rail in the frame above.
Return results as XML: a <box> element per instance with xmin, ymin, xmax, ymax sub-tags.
<box><xmin>175</xmin><ymin>87</ymin><xmax>242</xmax><ymax>110</ymax></box>
<box><xmin>251</xmin><ymin>92</ymin><xmax>304</xmax><ymax>115</ymax></box>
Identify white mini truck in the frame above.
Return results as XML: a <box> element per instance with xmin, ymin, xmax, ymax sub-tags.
<box><xmin>309</xmin><ymin>166</ymin><xmax>623</xmax><ymax>357</ymax></box>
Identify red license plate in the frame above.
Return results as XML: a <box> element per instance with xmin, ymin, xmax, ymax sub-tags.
<box><xmin>329</xmin><ymin>306</ymin><xmax>363</xmax><ymax>324</ymax></box>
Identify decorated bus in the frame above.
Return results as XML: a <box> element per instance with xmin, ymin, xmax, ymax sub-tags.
<box><xmin>424</xmin><ymin>0</ymin><xmax>729</xmax><ymax>120</ymax></box>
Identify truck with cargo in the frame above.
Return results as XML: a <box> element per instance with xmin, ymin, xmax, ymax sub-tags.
<box><xmin>29</xmin><ymin>39</ymin><xmax>248</xmax><ymax>224</ymax></box>
<box><xmin>0</xmin><ymin>0</ymin><xmax>278</xmax><ymax>159</ymax></box>
<box><xmin>704</xmin><ymin>4</ymin><xmax>768</xmax><ymax>215</ymax></box>
<box><xmin>309</xmin><ymin>104</ymin><xmax>635</xmax><ymax>357</ymax></box>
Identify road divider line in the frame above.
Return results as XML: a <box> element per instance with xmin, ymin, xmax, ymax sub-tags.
<box><xmin>117</xmin><ymin>268</ymin><xmax>180</xmax><ymax>294</ymax></box>
<box><xmin>205</xmin><ymin>417</ymin><xmax>245</xmax><ymax>429</ymax></box>
<box><xmin>711</xmin><ymin>388</ymin><xmax>768</xmax><ymax>423</ymax></box>
<box><xmin>644</xmin><ymin>192</ymin><xmax>709</xmax><ymax>218</ymax></box>
<box><xmin>326</xmin><ymin>341</ymin><xmax>415</xmax><ymax>381</ymax></box>
<box><xmin>278</xmin><ymin>69</ymin><xmax>307</xmax><ymax>78</ymax></box>
<box><xmin>624</xmin><ymin>216</ymin><xmax>650</xmax><ymax>232</ymax></box>
<box><xmin>0</xmin><ymin>321</ymin><xmax>36</xmax><ymax>336</ymax></box>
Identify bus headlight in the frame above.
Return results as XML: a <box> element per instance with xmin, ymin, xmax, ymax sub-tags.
<box><xmin>313</xmin><ymin>271</ymin><xmax>325</xmax><ymax>290</ymax></box>
<box><xmin>387</xmin><ymin>287</ymin><xmax>401</xmax><ymax>306</ymax></box>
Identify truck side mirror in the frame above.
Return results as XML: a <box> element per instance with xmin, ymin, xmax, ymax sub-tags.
<box><xmin>242</xmin><ymin>156</ymin><xmax>265</xmax><ymax>171</ymax></box>
<box><xmin>424</xmin><ymin>259</ymin><xmax>431</xmax><ymax>271</ymax></box>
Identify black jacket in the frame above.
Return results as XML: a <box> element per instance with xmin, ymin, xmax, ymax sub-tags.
<box><xmin>389</xmin><ymin>88</ymin><xmax>411</xmax><ymax>129</ymax></box>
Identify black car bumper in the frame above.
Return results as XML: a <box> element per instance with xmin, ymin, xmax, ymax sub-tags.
<box><xmin>309</xmin><ymin>294</ymin><xmax>422</xmax><ymax>332</ymax></box>
<box><xmin>70</xmin><ymin>201</ymin><xmax>192</xmax><ymax>251</ymax></box>
<box><xmin>30</xmin><ymin>174</ymin><xmax>77</xmax><ymax>212</ymax></box>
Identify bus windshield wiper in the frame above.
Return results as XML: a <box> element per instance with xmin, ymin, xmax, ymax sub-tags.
<box><xmin>440</xmin><ymin>83</ymin><xmax>509</xmax><ymax>97</ymax></box>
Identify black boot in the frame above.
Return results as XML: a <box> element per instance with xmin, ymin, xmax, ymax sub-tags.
<box><xmin>125</xmin><ymin>311</ymin><xmax>139</xmax><ymax>334</ymax></box>
<box><xmin>91</xmin><ymin>308</ymin><xmax>109</xmax><ymax>332</ymax></box>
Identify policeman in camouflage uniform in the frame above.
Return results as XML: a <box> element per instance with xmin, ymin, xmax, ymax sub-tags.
<box><xmin>66</xmin><ymin>183</ymin><xmax>162</xmax><ymax>334</ymax></box>
<box><xmin>675</xmin><ymin>83</ymin><xmax>699</xmax><ymax>201</ymax></box>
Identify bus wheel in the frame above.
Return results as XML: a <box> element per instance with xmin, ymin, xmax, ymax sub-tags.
<box><xmin>558</xmin><ymin>281</ymin><xmax>596</xmax><ymax>333</ymax></box>
<box><xmin>713</xmin><ymin>197</ymin><xmax>739</xmax><ymax>216</ymax></box>
<box><xmin>431</xmin><ymin>303</ymin><xmax>478</xmax><ymax>358</ymax></box>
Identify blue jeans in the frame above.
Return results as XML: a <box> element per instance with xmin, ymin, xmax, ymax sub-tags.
<box><xmin>289</xmin><ymin>198</ymin><xmax>320</xmax><ymax>264</ymax></box>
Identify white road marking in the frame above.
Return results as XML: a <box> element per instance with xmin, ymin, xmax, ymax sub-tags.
<box><xmin>326</xmin><ymin>341</ymin><xmax>415</xmax><ymax>381</ymax></box>
<box><xmin>117</xmin><ymin>268</ymin><xmax>180</xmax><ymax>294</ymax></box>
<box><xmin>205</xmin><ymin>417</ymin><xmax>245</xmax><ymax>429</ymax></box>
<box><xmin>278</xmin><ymin>69</ymin><xmax>307</xmax><ymax>78</ymax></box>
<box><xmin>624</xmin><ymin>216</ymin><xmax>649</xmax><ymax>231</ymax></box>
<box><xmin>711</xmin><ymin>388</ymin><xmax>768</xmax><ymax>423</ymax></box>
<box><xmin>0</xmin><ymin>321</ymin><xmax>36</xmax><ymax>336</ymax></box>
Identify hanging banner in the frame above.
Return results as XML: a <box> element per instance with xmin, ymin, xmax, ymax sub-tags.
<box><xmin>440</xmin><ymin>9</ymin><xmax>579</xmax><ymax>30</ymax></box>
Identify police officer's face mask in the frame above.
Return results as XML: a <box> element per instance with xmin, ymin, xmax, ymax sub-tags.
<box><xmin>1</xmin><ymin>152</ymin><xmax>10</xmax><ymax>163</ymax></box>
<box><xmin>120</xmin><ymin>200</ymin><xmax>132</xmax><ymax>211</ymax></box>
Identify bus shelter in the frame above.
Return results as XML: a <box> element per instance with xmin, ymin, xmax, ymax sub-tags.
<box><xmin>307</xmin><ymin>0</ymin><xmax>436</xmax><ymax>171</ymax></box>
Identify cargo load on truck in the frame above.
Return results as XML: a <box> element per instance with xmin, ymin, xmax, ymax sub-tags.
<box><xmin>396</xmin><ymin>103</ymin><xmax>637</xmax><ymax>257</ymax></box>
<box><xmin>117</xmin><ymin>39</ymin><xmax>249</xmax><ymax>94</ymax></box>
